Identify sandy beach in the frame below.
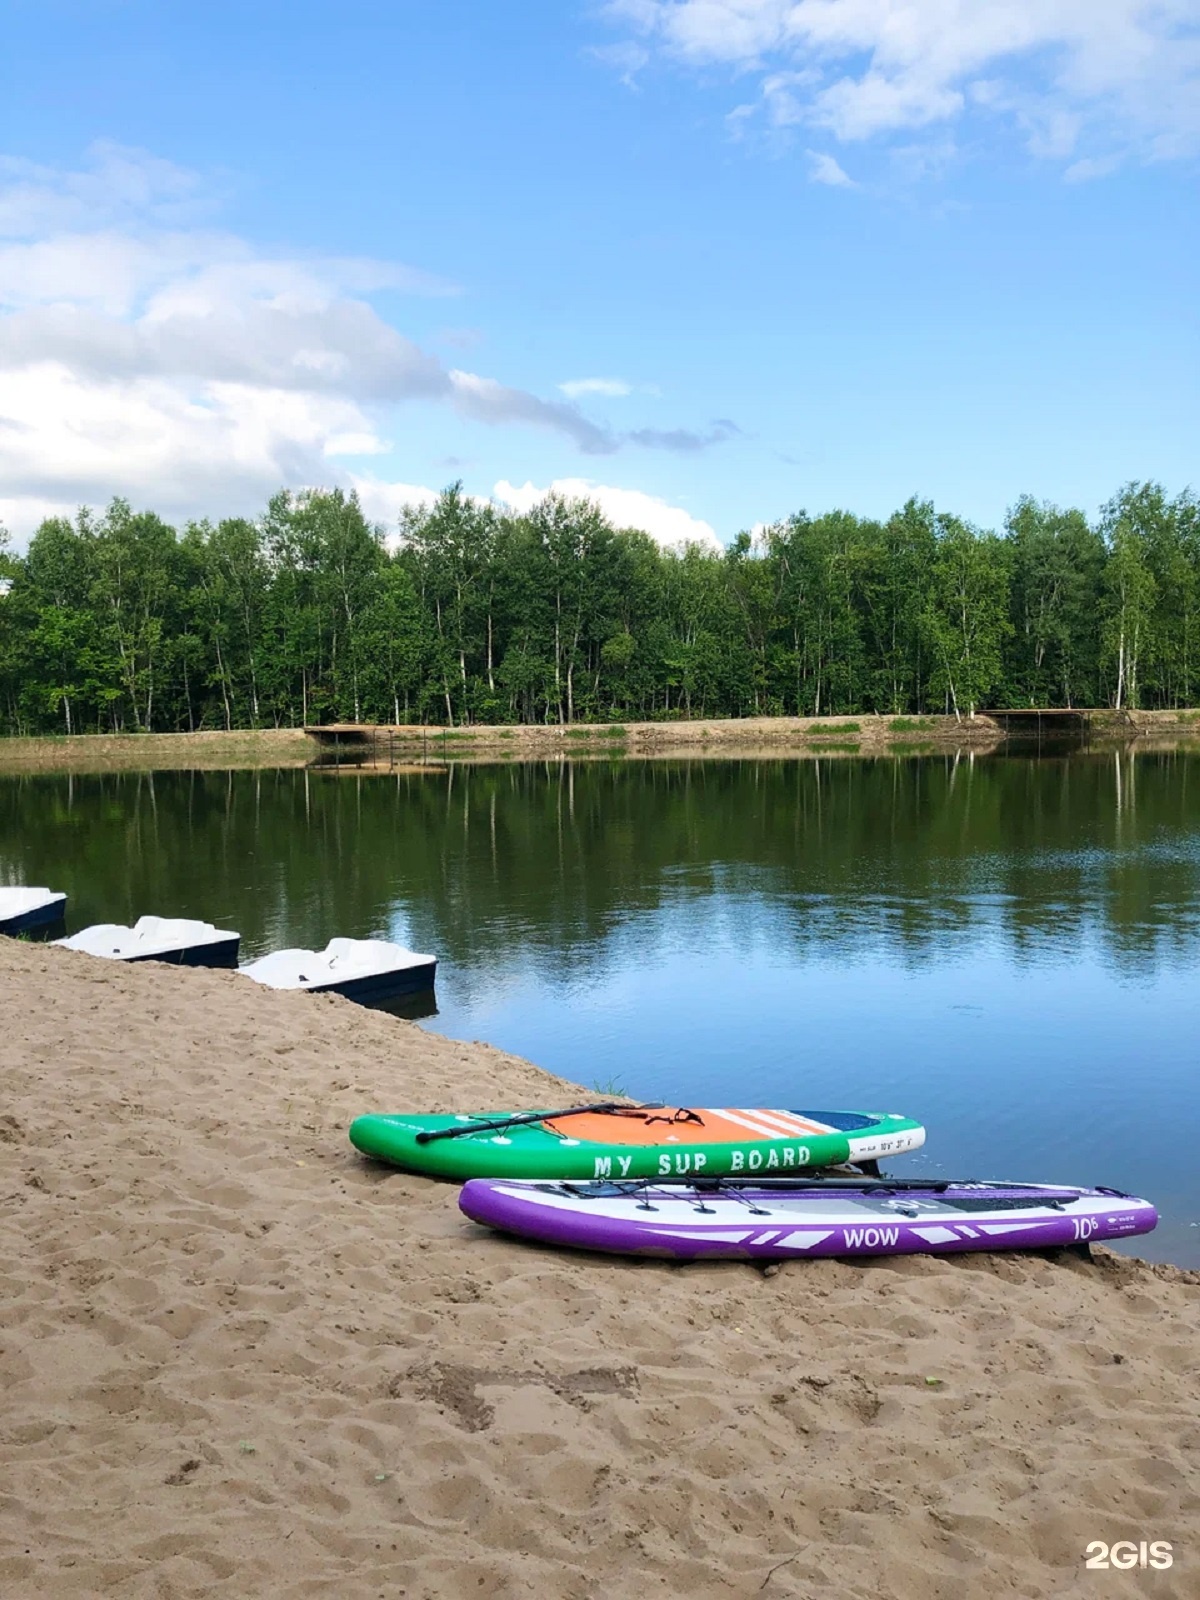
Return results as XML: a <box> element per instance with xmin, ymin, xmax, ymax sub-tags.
<box><xmin>1</xmin><ymin>940</ymin><xmax>1197</xmax><ymax>1599</ymax></box>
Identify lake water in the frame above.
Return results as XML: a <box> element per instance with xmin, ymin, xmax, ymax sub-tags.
<box><xmin>3</xmin><ymin>751</ymin><xmax>1198</xmax><ymax>1267</ymax></box>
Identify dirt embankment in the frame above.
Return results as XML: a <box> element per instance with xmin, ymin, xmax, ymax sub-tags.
<box><xmin>307</xmin><ymin>708</ymin><xmax>1200</xmax><ymax>767</ymax></box>
<box><xmin>357</xmin><ymin>714</ymin><xmax>998</xmax><ymax>762</ymax></box>
<box><xmin>2</xmin><ymin>709</ymin><xmax>1198</xmax><ymax>774</ymax></box>
<box><xmin>0</xmin><ymin>728</ymin><xmax>311</xmax><ymax>774</ymax></box>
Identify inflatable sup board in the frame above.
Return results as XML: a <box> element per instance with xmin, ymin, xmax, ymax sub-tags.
<box><xmin>348</xmin><ymin>1103</ymin><xmax>925</xmax><ymax>1181</ymax></box>
<box><xmin>458</xmin><ymin>1176</ymin><xmax>1158</xmax><ymax>1259</ymax></box>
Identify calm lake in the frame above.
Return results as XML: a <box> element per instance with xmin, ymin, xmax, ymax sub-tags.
<box><xmin>3</xmin><ymin>752</ymin><xmax>1198</xmax><ymax>1267</ymax></box>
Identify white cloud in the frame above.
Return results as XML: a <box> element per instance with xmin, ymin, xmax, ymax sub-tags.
<box><xmin>2</xmin><ymin>144</ymin><xmax>743</xmax><ymax>535</ymax></box>
<box><xmin>0</xmin><ymin>141</ymin><xmax>209</xmax><ymax>237</ymax></box>
<box><xmin>446</xmin><ymin>369</ymin><xmax>613</xmax><ymax>451</ymax></box>
<box><xmin>347</xmin><ymin>476</ymin><xmax>443</xmax><ymax>531</ymax></box>
<box><xmin>558</xmin><ymin>377</ymin><xmax>635</xmax><ymax>398</ymax></box>
<box><xmin>324</xmin><ymin>430</ymin><xmax>389</xmax><ymax>457</ymax></box>
<box><xmin>1064</xmin><ymin>153</ymin><xmax>1125</xmax><ymax>182</ymax></box>
<box><xmin>335</xmin><ymin>474</ymin><xmax>725</xmax><ymax>553</ymax></box>
<box><xmin>603</xmin><ymin>1</ymin><xmax>1200</xmax><ymax>168</ymax></box>
<box><xmin>0</xmin><ymin>144</ymin><xmax>741</xmax><ymax>538</ymax></box>
<box><xmin>806</xmin><ymin>149</ymin><xmax>856</xmax><ymax>186</ymax></box>
<box><xmin>0</xmin><ymin>361</ymin><xmax>384</xmax><ymax>517</ymax></box>
<box><xmin>494</xmin><ymin>477</ymin><xmax>722</xmax><ymax>549</ymax></box>
<box><xmin>588</xmin><ymin>40</ymin><xmax>652</xmax><ymax>83</ymax></box>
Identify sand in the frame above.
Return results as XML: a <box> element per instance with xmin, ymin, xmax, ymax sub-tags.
<box><xmin>1</xmin><ymin>941</ymin><xmax>1197</xmax><ymax>1600</ymax></box>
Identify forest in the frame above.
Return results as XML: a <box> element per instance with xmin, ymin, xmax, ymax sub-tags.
<box><xmin>0</xmin><ymin>480</ymin><xmax>1196</xmax><ymax>735</ymax></box>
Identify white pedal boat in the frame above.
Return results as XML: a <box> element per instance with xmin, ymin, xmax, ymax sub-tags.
<box><xmin>56</xmin><ymin>916</ymin><xmax>241</xmax><ymax>968</ymax></box>
<box><xmin>0</xmin><ymin>886</ymin><xmax>67</xmax><ymax>936</ymax></box>
<box><xmin>239</xmin><ymin>937</ymin><xmax>437</xmax><ymax>1004</ymax></box>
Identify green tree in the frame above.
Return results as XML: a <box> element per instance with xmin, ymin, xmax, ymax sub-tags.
<box><xmin>403</xmin><ymin>484</ymin><xmax>499</xmax><ymax>724</ymax></box>
<box><xmin>860</xmin><ymin>498</ymin><xmax>937</xmax><ymax>713</ymax></box>
<box><xmin>1005</xmin><ymin>497</ymin><xmax>1105</xmax><ymax>707</ymax></box>
<box><xmin>724</xmin><ymin>531</ymin><xmax>782</xmax><ymax>716</ymax></box>
<box><xmin>16</xmin><ymin>514</ymin><xmax>122</xmax><ymax>733</ymax></box>
<box><xmin>90</xmin><ymin>499</ymin><xmax>184</xmax><ymax>731</ymax></box>
<box><xmin>5</xmin><ymin>477</ymin><xmax>1200</xmax><ymax>736</ymax></box>
<box><xmin>923</xmin><ymin>517</ymin><xmax>1011</xmax><ymax>718</ymax></box>
<box><xmin>1140</xmin><ymin>488</ymin><xmax>1200</xmax><ymax>708</ymax></box>
<box><xmin>1100</xmin><ymin>484</ymin><xmax>1160</xmax><ymax>710</ymax></box>
<box><xmin>359</xmin><ymin>553</ymin><xmax>429</xmax><ymax>723</ymax></box>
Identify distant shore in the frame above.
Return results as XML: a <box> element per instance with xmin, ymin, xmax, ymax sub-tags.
<box><xmin>1</xmin><ymin>708</ymin><xmax>1198</xmax><ymax>774</ymax></box>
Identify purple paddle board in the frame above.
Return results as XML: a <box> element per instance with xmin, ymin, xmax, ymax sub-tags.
<box><xmin>459</xmin><ymin>1178</ymin><xmax>1158</xmax><ymax>1260</ymax></box>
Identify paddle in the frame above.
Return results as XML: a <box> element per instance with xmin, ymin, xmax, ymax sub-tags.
<box><xmin>584</xmin><ymin>1176</ymin><xmax>1085</xmax><ymax>1195</ymax></box>
<box><xmin>413</xmin><ymin>1101</ymin><xmax>665</xmax><ymax>1145</ymax></box>
<box><xmin>598</xmin><ymin>1175</ymin><xmax>952</xmax><ymax>1194</ymax></box>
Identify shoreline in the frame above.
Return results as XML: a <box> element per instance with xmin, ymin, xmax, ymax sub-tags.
<box><xmin>2</xmin><ymin>941</ymin><xmax>1197</xmax><ymax>1598</ymax></box>
<box><xmin>1</xmin><ymin>708</ymin><xmax>1198</xmax><ymax>774</ymax></box>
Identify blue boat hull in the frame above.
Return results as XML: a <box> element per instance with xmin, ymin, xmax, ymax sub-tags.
<box><xmin>308</xmin><ymin>958</ymin><xmax>437</xmax><ymax>1005</ymax></box>
<box><xmin>1</xmin><ymin>901</ymin><xmax>67</xmax><ymax>937</ymax></box>
<box><xmin>120</xmin><ymin>937</ymin><xmax>241</xmax><ymax>969</ymax></box>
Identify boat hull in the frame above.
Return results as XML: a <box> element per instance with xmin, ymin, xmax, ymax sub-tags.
<box><xmin>306</xmin><ymin>958</ymin><xmax>437</xmax><ymax>1003</ymax></box>
<box><xmin>119</xmin><ymin>936</ymin><xmax>241</xmax><ymax>969</ymax></box>
<box><xmin>0</xmin><ymin>896</ymin><xmax>67</xmax><ymax>936</ymax></box>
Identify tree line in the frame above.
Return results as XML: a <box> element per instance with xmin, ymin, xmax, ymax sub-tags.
<box><xmin>0</xmin><ymin>480</ymin><xmax>1196</xmax><ymax>736</ymax></box>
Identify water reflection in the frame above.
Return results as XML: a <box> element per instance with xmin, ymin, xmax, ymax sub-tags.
<box><xmin>369</xmin><ymin>991</ymin><xmax>440</xmax><ymax>1023</ymax></box>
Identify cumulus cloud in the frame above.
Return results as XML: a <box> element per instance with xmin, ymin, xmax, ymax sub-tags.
<box><xmin>494</xmin><ymin>477</ymin><xmax>722</xmax><ymax>549</ymax></box>
<box><xmin>558</xmin><ymin>376</ymin><xmax>635</xmax><ymax>397</ymax></box>
<box><xmin>347</xmin><ymin>475</ymin><xmax>443</xmax><ymax>531</ymax></box>
<box><xmin>334</xmin><ymin>474</ymin><xmax>724</xmax><ymax>553</ymax></box>
<box><xmin>0</xmin><ymin>144</ymin><xmax>734</xmax><ymax>534</ymax></box>
<box><xmin>602</xmin><ymin>1</ymin><xmax>1200</xmax><ymax>169</ymax></box>
<box><xmin>807</xmin><ymin>149</ymin><xmax>856</xmax><ymax>186</ymax></box>
<box><xmin>0</xmin><ymin>362</ymin><xmax>385</xmax><ymax>512</ymax></box>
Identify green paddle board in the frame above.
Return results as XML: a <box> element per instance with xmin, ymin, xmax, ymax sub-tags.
<box><xmin>348</xmin><ymin>1102</ymin><xmax>926</xmax><ymax>1181</ymax></box>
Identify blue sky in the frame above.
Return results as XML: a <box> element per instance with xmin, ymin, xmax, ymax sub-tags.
<box><xmin>0</xmin><ymin>0</ymin><xmax>1196</xmax><ymax>546</ymax></box>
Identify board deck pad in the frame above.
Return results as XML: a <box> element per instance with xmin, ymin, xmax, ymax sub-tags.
<box><xmin>540</xmin><ymin>1108</ymin><xmax>839</xmax><ymax>1145</ymax></box>
<box><xmin>458</xmin><ymin>1179</ymin><xmax>1159</xmax><ymax>1260</ymax></box>
<box><xmin>348</xmin><ymin>1104</ymin><xmax>925</xmax><ymax>1181</ymax></box>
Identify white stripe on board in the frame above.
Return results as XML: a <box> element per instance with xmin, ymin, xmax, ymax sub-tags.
<box><xmin>739</xmin><ymin>1108</ymin><xmax>837</xmax><ymax>1137</ymax></box>
<box><xmin>714</xmin><ymin>1109</ymin><xmax>799</xmax><ymax>1140</ymax></box>
<box><xmin>777</xmin><ymin>1229</ymin><xmax>835</xmax><ymax>1249</ymax></box>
